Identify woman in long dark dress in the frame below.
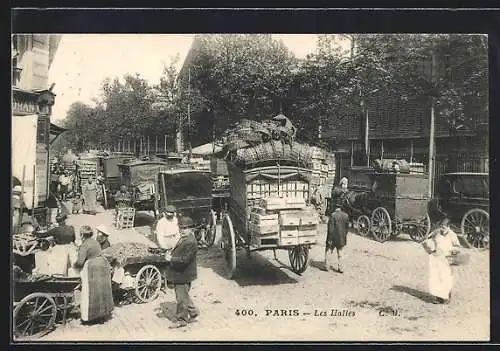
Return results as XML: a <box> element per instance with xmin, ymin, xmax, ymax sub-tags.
<box><xmin>73</xmin><ymin>226</ymin><xmax>114</xmax><ymax>323</ymax></box>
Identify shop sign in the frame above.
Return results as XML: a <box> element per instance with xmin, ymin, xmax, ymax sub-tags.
<box><xmin>13</xmin><ymin>98</ymin><xmax>38</xmax><ymax>115</ymax></box>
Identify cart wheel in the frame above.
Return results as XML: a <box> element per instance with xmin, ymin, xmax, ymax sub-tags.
<box><xmin>371</xmin><ymin>207</ymin><xmax>392</xmax><ymax>243</ymax></box>
<box><xmin>356</xmin><ymin>215</ymin><xmax>371</xmax><ymax>237</ymax></box>
<box><xmin>205</xmin><ymin>210</ymin><xmax>217</xmax><ymax>247</ymax></box>
<box><xmin>134</xmin><ymin>265</ymin><xmax>162</xmax><ymax>303</ymax></box>
<box><xmin>461</xmin><ymin>209</ymin><xmax>489</xmax><ymax>250</ymax></box>
<box><xmin>14</xmin><ymin>293</ymin><xmax>57</xmax><ymax>338</ymax></box>
<box><xmin>409</xmin><ymin>213</ymin><xmax>431</xmax><ymax>243</ymax></box>
<box><xmin>194</xmin><ymin>229</ymin><xmax>203</xmax><ymax>242</ymax></box>
<box><xmin>289</xmin><ymin>245</ymin><xmax>310</xmax><ymax>275</ymax></box>
<box><xmin>221</xmin><ymin>214</ymin><xmax>236</xmax><ymax>279</ymax></box>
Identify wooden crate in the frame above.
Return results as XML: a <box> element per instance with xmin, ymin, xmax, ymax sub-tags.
<box><xmin>249</xmin><ymin>211</ymin><xmax>279</xmax><ymax>224</ymax></box>
<box><xmin>249</xmin><ymin>222</ymin><xmax>280</xmax><ymax>235</ymax></box>
<box><xmin>298</xmin><ymin>236</ymin><xmax>317</xmax><ymax>245</ymax></box>
<box><xmin>279</xmin><ymin>237</ymin><xmax>299</xmax><ymax>246</ymax></box>
<box><xmin>280</xmin><ymin>225</ymin><xmax>299</xmax><ymax>238</ymax></box>
<box><xmin>299</xmin><ymin>224</ymin><xmax>317</xmax><ymax>237</ymax></box>
<box><xmin>279</xmin><ymin>213</ymin><xmax>301</xmax><ymax>226</ymax></box>
<box><xmin>115</xmin><ymin>207</ymin><xmax>135</xmax><ymax>229</ymax></box>
<box><xmin>251</xmin><ymin>232</ymin><xmax>280</xmax><ymax>247</ymax></box>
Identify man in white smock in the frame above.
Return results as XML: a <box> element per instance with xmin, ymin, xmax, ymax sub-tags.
<box><xmin>155</xmin><ymin>205</ymin><xmax>180</xmax><ymax>251</ymax></box>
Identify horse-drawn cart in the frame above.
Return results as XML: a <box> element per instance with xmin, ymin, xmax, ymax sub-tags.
<box><xmin>118</xmin><ymin>158</ymin><xmax>169</xmax><ymax>217</ymax></box>
<box><xmin>102</xmin><ymin>243</ymin><xmax>168</xmax><ymax>304</ymax></box>
<box><xmin>333</xmin><ymin>168</ymin><xmax>431</xmax><ymax>243</ymax></box>
<box><xmin>13</xmin><ymin>274</ymin><xmax>80</xmax><ymax>339</ymax></box>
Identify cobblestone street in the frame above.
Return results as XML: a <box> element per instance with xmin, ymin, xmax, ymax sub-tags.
<box><xmin>33</xmin><ymin>207</ymin><xmax>489</xmax><ymax>342</ymax></box>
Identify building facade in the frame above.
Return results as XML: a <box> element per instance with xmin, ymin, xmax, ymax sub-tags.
<box><xmin>324</xmin><ymin>83</ymin><xmax>489</xmax><ymax>194</ymax></box>
<box><xmin>12</xmin><ymin>34</ymin><xmax>64</xmax><ymax>209</ymax></box>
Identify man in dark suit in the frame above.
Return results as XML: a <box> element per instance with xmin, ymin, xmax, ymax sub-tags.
<box><xmin>165</xmin><ymin>216</ymin><xmax>199</xmax><ymax>328</ymax></box>
<box><xmin>325</xmin><ymin>204</ymin><xmax>349</xmax><ymax>273</ymax></box>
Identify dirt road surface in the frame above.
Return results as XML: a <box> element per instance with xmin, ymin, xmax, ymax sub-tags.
<box><xmin>35</xmin><ymin>208</ymin><xmax>489</xmax><ymax>342</ymax></box>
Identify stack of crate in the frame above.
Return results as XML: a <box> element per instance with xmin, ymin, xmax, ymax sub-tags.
<box><xmin>249</xmin><ymin>207</ymin><xmax>280</xmax><ymax>247</ymax></box>
<box><xmin>78</xmin><ymin>160</ymin><xmax>98</xmax><ymax>181</ymax></box>
<box><xmin>115</xmin><ymin>207</ymin><xmax>136</xmax><ymax>229</ymax></box>
<box><xmin>251</xmin><ymin>196</ymin><xmax>319</xmax><ymax>247</ymax></box>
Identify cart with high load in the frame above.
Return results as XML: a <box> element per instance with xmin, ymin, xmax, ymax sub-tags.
<box><xmin>220</xmin><ymin>139</ymin><xmax>320</xmax><ymax>279</ymax></box>
<box><xmin>117</xmin><ymin>158</ymin><xmax>169</xmax><ymax>217</ymax></box>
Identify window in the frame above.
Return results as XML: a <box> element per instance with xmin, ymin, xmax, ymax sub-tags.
<box><xmin>165</xmin><ymin>173</ymin><xmax>212</xmax><ymax>201</ymax></box>
<box><xmin>453</xmin><ymin>176</ymin><xmax>488</xmax><ymax>197</ymax></box>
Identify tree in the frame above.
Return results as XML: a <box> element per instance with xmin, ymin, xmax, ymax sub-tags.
<box><xmin>182</xmin><ymin>34</ymin><xmax>297</xmax><ymax>145</ymax></box>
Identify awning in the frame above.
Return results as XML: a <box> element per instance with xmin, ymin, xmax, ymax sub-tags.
<box><xmin>182</xmin><ymin>142</ymin><xmax>222</xmax><ymax>156</ymax></box>
<box><xmin>49</xmin><ymin>123</ymin><xmax>68</xmax><ymax>144</ymax></box>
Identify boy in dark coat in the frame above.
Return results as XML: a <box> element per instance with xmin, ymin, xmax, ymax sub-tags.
<box><xmin>165</xmin><ymin>216</ymin><xmax>199</xmax><ymax>328</ymax></box>
<box><xmin>325</xmin><ymin>205</ymin><xmax>349</xmax><ymax>273</ymax></box>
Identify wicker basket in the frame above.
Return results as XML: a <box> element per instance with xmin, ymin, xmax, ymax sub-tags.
<box><xmin>447</xmin><ymin>252</ymin><xmax>470</xmax><ymax>266</ymax></box>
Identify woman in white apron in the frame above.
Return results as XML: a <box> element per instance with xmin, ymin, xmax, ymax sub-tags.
<box><xmin>426</xmin><ymin>219</ymin><xmax>461</xmax><ymax>304</ymax></box>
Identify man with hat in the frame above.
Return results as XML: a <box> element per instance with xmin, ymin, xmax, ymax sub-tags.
<box><xmin>155</xmin><ymin>205</ymin><xmax>180</xmax><ymax>251</ymax></box>
<box><xmin>325</xmin><ymin>203</ymin><xmax>349</xmax><ymax>273</ymax></box>
<box><xmin>164</xmin><ymin>216</ymin><xmax>199</xmax><ymax>328</ymax></box>
<box><xmin>47</xmin><ymin>214</ymin><xmax>76</xmax><ymax>245</ymax></box>
<box><xmin>95</xmin><ymin>224</ymin><xmax>111</xmax><ymax>250</ymax></box>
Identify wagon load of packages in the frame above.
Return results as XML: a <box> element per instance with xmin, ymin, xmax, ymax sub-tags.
<box><xmin>219</xmin><ymin>115</ymin><xmax>320</xmax><ymax>278</ymax></box>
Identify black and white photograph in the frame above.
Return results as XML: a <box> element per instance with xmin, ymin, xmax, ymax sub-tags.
<box><xmin>11</xmin><ymin>29</ymin><xmax>490</xmax><ymax>342</ymax></box>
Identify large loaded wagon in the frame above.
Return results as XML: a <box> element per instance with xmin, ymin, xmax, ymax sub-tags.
<box><xmin>332</xmin><ymin>165</ymin><xmax>431</xmax><ymax>243</ymax></box>
<box><xmin>157</xmin><ymin>169</ymin><xmax>217</xmax><ymax>247</ymax></box>
<box><xmin>117</xmin><ymin>158</ymin><xmax>169</xmax><ymax>217</ymax></box>
<box><xmin>220</xmin><ymin>121</ymin><xmax>320</xmax><ymax>278</ymax></box>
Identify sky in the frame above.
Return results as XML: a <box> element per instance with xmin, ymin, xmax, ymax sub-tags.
<box><xmin>48</xmin><ymin>34</ymin><xmax>320</xmax><ymax>122</ymax></box>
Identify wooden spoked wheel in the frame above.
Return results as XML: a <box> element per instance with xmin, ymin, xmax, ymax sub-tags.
<box><xmin>134</xmin><ymin>265</ymin><xmax>162</xmax><ymax>303</ymax></box>
<box><xmin>205</xmin><ymin>210</ymin><xmax>217</xmax><ymax>247</ymax></box>
<box><xmin>371</xmin><ymin>207</ymin><xmax>392</xmax><ymax>243</ymax></box>
<box><xmin>14</xmin><ymin>293</ymin><xmax>57</xmax><ymax>338</ymax></box>
<box><xmin>194</xmin><ymin>228</ymin><xmax>203</xmax><ymax>242</ymax></box>
<box><xmin>356</xmin><ymin>215</ymin><xmax>371</xmax><ymax>237</ymax></box>
<box><xmin>221</xmin><ymin>214</ymin><xmax>236</xmax><ymax>279</ymax></box>
<box><xmin>409</xmin><ymin>213</ymin><xmax>432</xmax><ymax>243</ymax></box>
<box><xmin>461</xmin><ymin>209</ymin><xmax>489</xmax><ymax>250</ymax></box>
<box><xmin>288</xmin><ymin>245</ymin><xmax>310</xmax><ymax>275</ymax></box>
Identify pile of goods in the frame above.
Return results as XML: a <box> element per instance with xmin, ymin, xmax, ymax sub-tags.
<box><xmin>13</xmin><ymin>234</ymin><xmax>38</xmax><ymax>256</ymax></box>
<box><xmin>223</xmin><ymin>115</ymin><xmax>313</xmax><ymax>169</ymax></box>
<box><xmin>373</xmin><ymin>158</ymin><xmax>410</xmax><ymax>173</ymax></box>
<box><xmin>102</xmin><ymin>242</ymin><xmax>164</xmax><ymax>268</ymax></box>
<box><xmin>78</xmin><ymin>159</ymin><xmax>98</xmax><ymax>180</ymax></box>
<box><xmin>249</xmin><ymin>196</ymin><xmax>320</xmax><ymax>248</ymax></box>
<box><xmin>135</xmin><ymin>182</ymin><xmax>156</xmax><ymax>201</ymax></box>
